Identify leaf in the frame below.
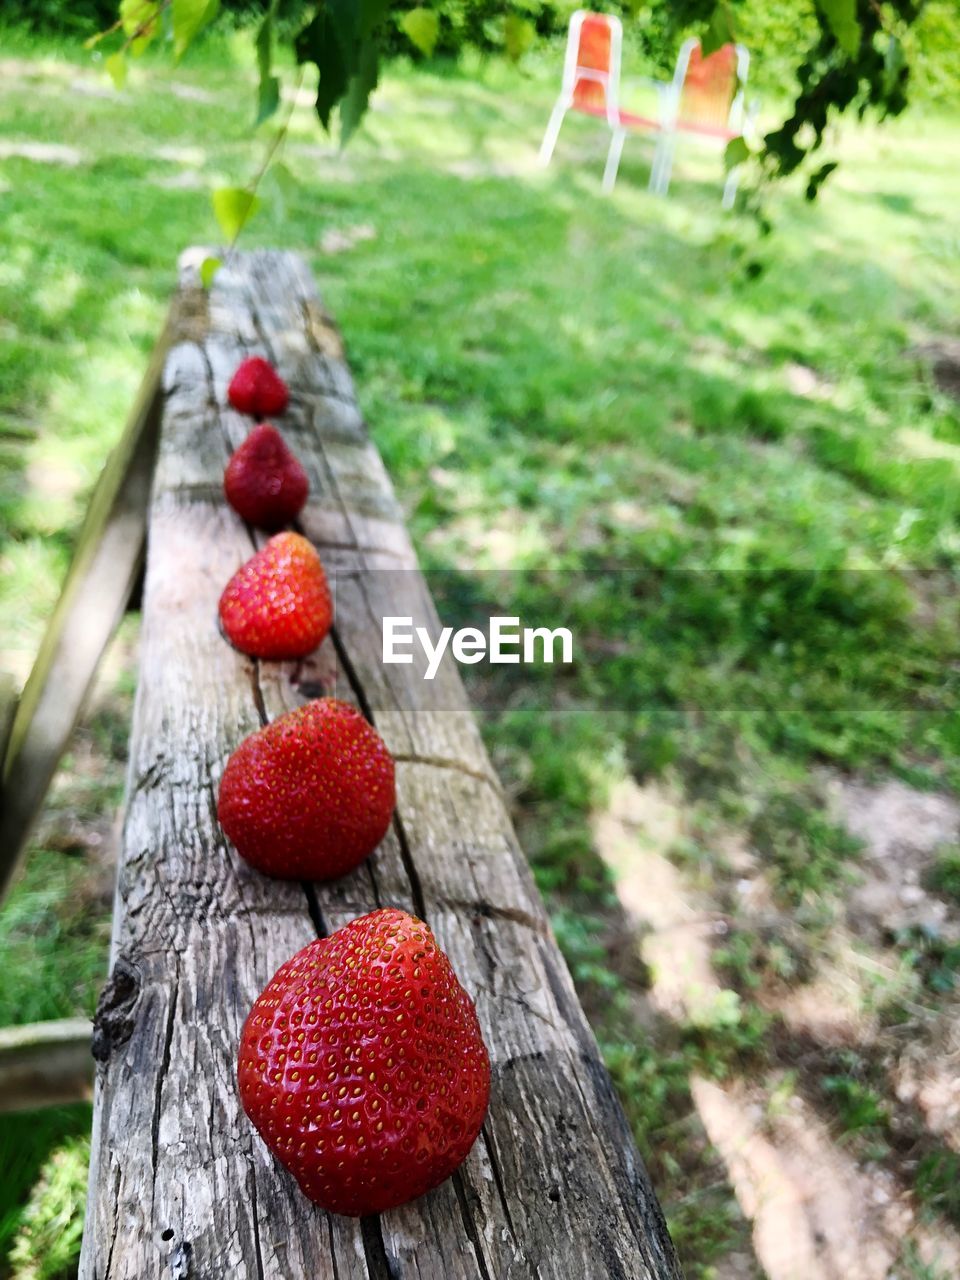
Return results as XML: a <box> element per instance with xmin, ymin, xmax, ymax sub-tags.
<box><xmin>172</xmin><ymin>0</ymin><xmax>220</xmax><ymax>60</ymax></box>
<box><xmin>255</xmin><ymin>1</ymin><xmax>281</xmax><ymax>125</ymax></box>
<box><xmin>105</xmin><ymin>51</ymin><xmax>127</xmax><ymax>89</ymax></box>
<box><xmin>503</xmin><ymin>14</ymin><xmax>535</xmax><ymax>62</ymax></box>
<box><xmin>884</xmin><ymin>34</ymin><xmax>906</xmax><ymax>94</ymax></box>
<box><xmin>261</xmin><ymin>161</ymin><xmax>300</xmax><ymax>219</ymax></box>
<box><xmin>295</xmin><ymin>8</ymin><xmax>351</xmax><ymax>132</ymax></box>
<box><xmin>723</xmin><ymin>135</ymin><xmax>749</xmax><ymax>171</ymax></box>
<box><xmin>211</xmin><ymin>187</ymin><xmax>262</xmax><ymax>242</ymax></box>
<box><xmin>804</xmin><ymin>160</ymin><xmax>838</xmax><ymax>200</ymax></box>
<box><xmin>119</xmin><ymin>0</ymin><xmax>161</xmax><ymax>56</ymax></box>
<box><xmin>340</xmin><ymin>38</ymin><xmax>379</xmax><ymax>145</ymax></box>
<box><xmin>256</xmin><ymin>74</ymin><xmax>281</xmax><ymax>126</ymax></box>
<box><xmin>401</xmin><ymin>8</ymin><xmax>439</xmax><ymax>57</ymax></box>
<box><xmin>199</xmin><ymin>256</ymin><xmax>222</xmax><ymax>289</ymax></box>
<box><xmin>359</xmin><ymin>0</ymin><xmax>391</xmax><ymax>41</ymax></box>
<box><xmin>816</xmin><ymin>0</ymin><xmax>860</xmax><ymax>58</ymax></box>
<box><xmin>702</xmin><ymin>1</ymin><xmax>736</xmax><ymax>58</ymax></box>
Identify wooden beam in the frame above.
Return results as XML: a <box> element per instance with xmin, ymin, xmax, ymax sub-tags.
<box><xmin>80</xmin><ymin>251</ymin><xmax>680</xmax><ymax>1280</ymax></box>
<box><xmin>0</xmin><ymin>318</ymin><xmax>176</xmax><ymax>904</ymax></box>
<box><xmin>0</xmin><ymin>1018</ymin><xmax>93</xmax><ymax>1112</ymax></box>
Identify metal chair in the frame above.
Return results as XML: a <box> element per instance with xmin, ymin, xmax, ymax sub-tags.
<box><xmin>648</xmin><ymin>38</ymin><xmax>752</xmax><ymax>208</ymax></box>
<box><xmin>538</xmin><ymin>11</ymin><xmax>660</xmax><ymax>195</ymax></box>
<box><xmin>539</xmin><ymin>16</ymin><xmax>753</xmax><ymax>205</ymax></box>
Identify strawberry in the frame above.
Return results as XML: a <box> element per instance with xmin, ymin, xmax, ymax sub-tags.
<box><xmin>237</xmin><ymin>908</ymin><xmax>490</xmax><ymax>1216</ymax></box>
<box><xmin>218</xmin><ymin>698</ymin><xmax>395</xmax><ymax>880</ymax></box>
<box><xmin>228</xmin><ymin>356</ymin><xmax>289</xmax><ymax>418</ymax></box>
<box><xmin>224</xmin><ymin>423</ymin><xmax>309</xmax><ymax>531</ymax></box>
<box><xmin>218</xmin><ymin>532</ymin><xmax>332</xmax><ymax>661</ymax></box>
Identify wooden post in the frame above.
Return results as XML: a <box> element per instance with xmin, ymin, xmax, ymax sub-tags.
<box><xmin>80</xmin><ymin>250</ymin><xmax>680</xmax><ymax>1280</ymax></box>
<box><xmin>0</xmin><ymin>1018</ymin><xmax>93</xmax><ymax>1112</ymax></box>
<box><xmin>0</xmin><ymin>316</ymin><xmax>178</xmax><ymax>904</ymax></box>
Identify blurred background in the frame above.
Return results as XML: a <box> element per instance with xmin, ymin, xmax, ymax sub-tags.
<box><xmin>1</xmin><ymin>1</ymin><xmax>959</xmax><ymax>1276</ymax></box>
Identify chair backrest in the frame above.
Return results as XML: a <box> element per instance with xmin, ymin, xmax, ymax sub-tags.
<box><xmin>561</xmin><ymin>10</ymin><xmax>623</xmax><ymax>123</ymax></box>
<box><xmin>673</xmin><ymin>38</ymin><xmax>749</xmax><ymax>136</ymax></box>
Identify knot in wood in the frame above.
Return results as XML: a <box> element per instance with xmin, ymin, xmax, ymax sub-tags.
<box><xmin>91</xmin><ymin>954</ymin><xmax>141</xmax><ymax>1064</ymax></box>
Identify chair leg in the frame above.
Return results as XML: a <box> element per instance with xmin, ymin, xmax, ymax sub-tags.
<box><xmin>722</xmin><ymin>164</ymin><xmax>740</xmax><ymax>210</ymax></box>
<box><xmin>655</xmin><ymin>133</ymin><xmax>677</xmax><ymax>196</ymax></box>
<box><xmin>602</xmin><ymin>127</ymin><xmax>626</xmax><ymax>194</ymax></box>
<box><xmin>649</xmin><ymin>135</ymin><xmax>666</xmax><ymax>193</ymax></box>
<box><xmin>538</xmin><ymin>100</ymin><xmax>569</xmax><ymax>168</ymax></box>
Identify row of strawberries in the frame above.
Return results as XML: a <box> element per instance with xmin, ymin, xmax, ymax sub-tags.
<box><xmin>207</xmin><ymin>357</ymin><xmax>491</xmax><ymax>1218</ymax></box>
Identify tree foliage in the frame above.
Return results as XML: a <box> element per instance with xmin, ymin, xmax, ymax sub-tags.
<box><xmin>82</xmin><ymin>0</ymin><xmax>949</xmax><ymax>210</ymax></box>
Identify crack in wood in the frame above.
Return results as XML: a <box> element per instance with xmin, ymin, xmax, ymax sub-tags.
<box><xmin>360</xmin><ymin>1216</ymin><xmax>393</xmax><ymax>1280</ymax></box>
<box><xmin>452</xmin><ymin>1168</ymin><xmax>494</xmax><ymax>1280</ymax></box>
<box><xmin>100</xmin><ymin>1168</ymin><xmax>122</xmax><ymax>1280</ymax></box>
<box><xmin>480</xmin><ymin>1122</ymin><xmax>518</xmax><ymax>1242</ymax></box>
<box><xmin>391</xmin><ymin>753</ymin><xmax>503</xmax><ymax>796</ymax></box>
<box><xmin>301</xmin><ymin>883</ymin><xmax>329</xmax><ymax>939</ymax></box>
<box><xmin>326</xmin><ymin>1218</ymin><xmax>342</xmax><ymax>1280</ymax></box>
<box><xmin>151</xmin><ymin>969</ymin><xmax>179</xmax><ymax>1198</ymax></box>
<box><xmin>457</xmin><ymin>898</ymin><xmax>549</xmax><ymax>937</ymax></box>
<box><xmin>249</xmin><ymin>664</ymin><xmax>268</xmax><ymax>729</ymax></box>
<box><xmin>389</xmin><ymin>807</ymin><xmax>428</xmax><ymax>924</ymax></box>
<box><xmin>328</xmin><ymin>626</ymin><xmax>375</xmax><ymax>725</ymax></box>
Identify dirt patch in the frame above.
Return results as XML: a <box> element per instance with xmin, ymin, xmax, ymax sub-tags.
<box><xmin>913</xmin><ymin>338</ymin><xmax>960</xmax><ymax>401</ymax></box>
<box><xmin>828</xmin><ymin>775</ymin><xmax>960</xmax><ymax>941</ymax></box>
<box><xmin>0</xmin><ymin>141</ymin><xmax>84</xmax><ymax>166</ymax></box>
<box><xmin>320</xmin><ymin>223</ymin><xmax>377</xmax><ymax>255</ymax></box>
<box><xmin>592</xmin><ymin>777</ymin><xmax>729</xmax><ymax>1024</ymax></box>
<box><xmin>694</xmin><ymin>1074</ymin><xmax>960</xmax><ymax>1280</ymax></box>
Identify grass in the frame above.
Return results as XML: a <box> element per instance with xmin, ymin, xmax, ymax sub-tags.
<box><xmin>1</xmin><ymin>20</ymin><xmax>959</xmax><ymax>1278</ymax></box>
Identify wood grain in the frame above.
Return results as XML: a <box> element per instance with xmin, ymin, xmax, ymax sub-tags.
<box><xmin>80</xmin><ymin>250</ymin><xmax>680</xmax><ymax>1280</ymax></box>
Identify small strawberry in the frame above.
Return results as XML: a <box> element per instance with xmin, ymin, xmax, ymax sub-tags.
<box><xmin>228</xmin><ymin>356</ymin><xmax>289</xmax><ymax>418</ymax></box>
<box><xmin>219</xmin><ymin>532</ymin><xmax>332</xmax><ymax>661</ymax></box>
<box><xmin>218</xmin><ymin>698</ymin><xmax>395</xmax><ymax>880</ymax></box>
<box><xmin>237</xmin><ymin>908</ymin><xmax>490</xmax><ymax>1216</ymax></box>
<box><xmin>224</xmin><ymin>424</ymin><xmax>309</xmax><ymax>531</ymax></box>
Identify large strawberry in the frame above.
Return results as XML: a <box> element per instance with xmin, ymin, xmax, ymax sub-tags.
<box><xmin>218</xmin><ymin>532</ymin><xmax>331</xmax><ymax>660</ymax></box>
<box><xmin>237</xmin><ymin>908</ymin><xmax>490</xmax><ymax>1216</ymax></box>
<box><xmin>228</xmin><ymin>356</ymin><xmax>289</xmax><ymax>418</ymax></box>
<box><xmin>224</xmin><ymin>423</ymin><xmax>309</xmax><ymax>531</ymax></box>
<box><xmin>218</xmin><ymin>698</ymin><xmax>395</xmax><ymax>880</ymax></box>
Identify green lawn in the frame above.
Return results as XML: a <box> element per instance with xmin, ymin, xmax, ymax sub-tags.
<box><xmin>1</xmin><ymin>24</ymin><xmax>959</xmax><ymax>1278</ymax></box>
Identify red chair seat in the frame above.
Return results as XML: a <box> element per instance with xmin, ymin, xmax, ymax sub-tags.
<box><xmin>573</xmin><ymin>103</ymin><xmax>661</xmax><ymax>132</ymax></box>
<box><xmin>675</xmin><ymin>119</ymin><xmax>738</xmax><ymax>140</ymax></box>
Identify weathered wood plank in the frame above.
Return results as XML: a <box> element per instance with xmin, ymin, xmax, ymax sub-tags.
<box><xmin>0</xmin><ymin>316</ymin><xmax>179</xmax><ymax>904</ymax></box>
<box><xmin>81</xmin><ymin>250</ymin><xmax>680</xmax><ymax>1280</ymax></box>
<box><xmin>0</xmin><ymin>1017</ymin><xmax>93</xmax><ymax>1112</ymax></box>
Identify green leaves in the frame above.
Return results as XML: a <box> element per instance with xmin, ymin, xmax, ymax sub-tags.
<box><xmin>119</xmin><ymin>0</ymin><xmax>161</xmax><ymax>56</ymax></box>
<box><xmin>199</xmin><ymin>256</ymin><xmax>222</xmax><ymax>289</ymax></box>
<box><xmin>702</xmin><ymin>1</ymin><xmax>736</xmax><ymax>58</ymax></box>
<box><xmin>172</xmin><ymin>0</ymin><xmax>220</xmax><ymax>61</ymax></box>
<box><xmin>503</xmin><ymin>14</ymin><xmax>535</xmax><ymax>62</ymax></box>
<box><xmin>816</xmin><ymin>0</ymin><xmax>861</xmax><ymax>57</ymax></box>
<box><xmin>212</xmin><ymin>187</ymin><xmax>261</xmax><ymax>242</ymax></box>
<box><xmin>804</xmin><ymin>160</ymin><xmax>838</xmax><ymax>200</ymax></box>
<box><xmin>296</xmin><ymin>8</ymin><xmax>349</xmax><ymax>132</ymax></box>
<box><xmin>723</xmin><ymin>135</ymin><xmax>750</xmax><ymax>171</ymax></box>
<box><xmin>105</xmin><ymin>51</ymin><xmax>127</xmax><ymax>89</ymax></box>
<box><xmin>255</xmin><ymin>1</ymin><xmax>281</xmax><ymax>126</ymax></box>
<box><xmin>296</xmin><ymin>0</ymin><xmax>388</xmax><ymax>140</ymax></box>
<box><xmin>401</xmin><ymin>8</ymin><xmax>439</xmax><ymax>58</ymax></box>
<box><xmin>340</xmin><ymin>39</ymin><xmax>380</xmax><ymax>143</ymax></box>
